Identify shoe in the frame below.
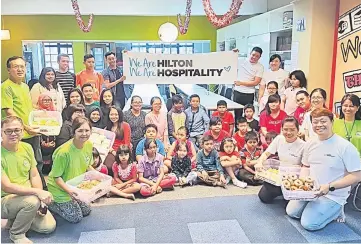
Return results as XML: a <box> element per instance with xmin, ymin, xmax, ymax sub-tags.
<box><xmin>10</xmin><ymin>234</ymin><xmax>33</xmax><ymax>244</ymax></box>
<box><xmin>226</xmin><ymin>176</ymin><xmax>231</xmax><ymax>184</ymax></box>
<box><xmin>233</xmin><ymin>179</ymin><xmax>247</xmax><ymax>188</ymax></box>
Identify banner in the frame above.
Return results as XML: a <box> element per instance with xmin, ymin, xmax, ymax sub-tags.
<box><xmin>343</xmin><ymin>69</ymin><xmax>361</xmax><ymax>93</ymax></box>
<box><xmin>123</xmin><ymin>51</ymin><xmax>238</xmax><ymax>84</ymax></box>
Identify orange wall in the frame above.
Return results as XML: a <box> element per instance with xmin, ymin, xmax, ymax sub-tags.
<box><xmin>333</xmin><ymin>0</ymin><xmax>361</xmax><ymax>104</ymax></box>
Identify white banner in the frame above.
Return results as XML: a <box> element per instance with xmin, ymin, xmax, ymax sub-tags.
<box><xmin>123</xmin><ymin>51</ymin><xmax>238</xmax><ymax>84</ymax></box>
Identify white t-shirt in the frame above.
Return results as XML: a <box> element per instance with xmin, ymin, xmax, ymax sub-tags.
<box><xmin>266</xmin><ymin>135</ymin><xmax>305</xmax><ymax>165</ymax></box>
<box><xmin>303</xmin><ymin>134</ymin><xmax>361</xmax><ymax>205</ymax></box>
<box><xmin>283</xmin><ymin>87</ymin><xmax>307</xmax><ymax>116</ymax></box>
<box><xmin>300</xmin><ymin>111</ymin><xmax>317</xmax><ymax>141</ymax></box>
<box><xmin>235</xmin><ymin>60</ymin><xmax>264</xmax><ymax>94</ymax></box>
<box><xmin>260</xmin><ymin>68</ymin><xmax>289</xmax><ymax>96</ymax></box>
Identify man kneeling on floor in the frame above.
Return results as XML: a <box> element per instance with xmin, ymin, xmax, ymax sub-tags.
<box><xmin>1</xmin><ymin>116</ymin><xmax>56</xmax><ymax>244</ymax></box>
<box><xmin>1</xmin><ymin>116</ymin><xmax>56</xmax><ymax>243</ymax></box>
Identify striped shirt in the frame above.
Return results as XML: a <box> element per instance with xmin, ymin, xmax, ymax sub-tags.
<box><xmin>56</xmin><ymin>71</ymin><xmax>75</xmax><ymax>101</ymax></box>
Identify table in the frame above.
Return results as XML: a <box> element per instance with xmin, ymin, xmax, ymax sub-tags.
<box><xmin>123</xmin><ymin>84</ymin><xmax>167</xmax><ymax>114</ymax></box>
<box><xmin>174</xmin><ymin>84</ymin><xmax>243</xmax><ymax>113</ymax></box>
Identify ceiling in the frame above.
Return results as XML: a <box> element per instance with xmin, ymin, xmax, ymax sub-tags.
<box><xmin>1</xmin><ymin>0</ymin><xmax>272</xmax><ymax>16</ymax></box>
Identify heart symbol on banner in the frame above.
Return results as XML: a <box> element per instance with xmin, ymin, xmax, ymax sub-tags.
<box><xmin>224</xmin><ymin>66</ymin><xmax>231</xmax><ymax>72</ymax></box>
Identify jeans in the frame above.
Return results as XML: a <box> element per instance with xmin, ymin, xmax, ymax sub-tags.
<box><xmin>22</xmin><ymin>136</ymin><xmax>46</xmax><ymax>189</ymax></box>
<box><xmin>286</xmin><ymin>196</ymin><xmax>342</xmax><ymax>231</ymax></box>
<box><xmin>233</xmin><ymin>90</ymin><xmax>254</xmax><ymax>121</ymax></box>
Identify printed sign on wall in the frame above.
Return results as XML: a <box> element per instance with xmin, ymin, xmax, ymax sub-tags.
<box><xmin>338</xmin><ymin>4</ymin><xmax>361</xmax><ymax>40</ymax></box>
<box><xmin>343</xmin><ymin>69</ymin><xmax>361</xmax><ymax>93</ymax></box>
<box><xmin>123</xmin><ymin>51</ymin><xmax>238</xmax><ymax>84</ymax></box>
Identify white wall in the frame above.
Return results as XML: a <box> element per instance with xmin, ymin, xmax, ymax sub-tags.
<box><xmin>267</xmin><ymin>0</ymin><xmax>293</xmax><ymax>11</ymax></box>
<box><xmin>2</xmin><ymin>0</ymin><xmax>268</xmax><ymax>16</ymax></box>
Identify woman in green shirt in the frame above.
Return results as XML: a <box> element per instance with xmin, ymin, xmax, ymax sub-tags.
<box><xmin>333</xmin><ymin>94</ymin><xmax>361</xmax><ymax>155</ymax></box>
<box><xmin>47</xmin><ymin>117</ymin><xmax>93</xmax><ymax>223</ymax></box>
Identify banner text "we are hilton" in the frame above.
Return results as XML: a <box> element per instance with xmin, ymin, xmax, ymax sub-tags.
<box><xmin>128</xmin><ymin>59</ymin><xmax>223</xmax><ymax>77</ymax></box>
<box><xmin>123</xmin><ymin>51</ymin><xmax>238</xmax><ymax>84</ymax></box>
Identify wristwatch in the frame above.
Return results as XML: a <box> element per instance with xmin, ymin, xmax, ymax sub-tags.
<box><xmin>329</xmin><ymin>184</ymin><xmax>335</xmax><ymax>192</ymax></box>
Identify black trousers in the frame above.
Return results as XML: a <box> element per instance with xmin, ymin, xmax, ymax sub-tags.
<box><xmin>22</xmin><ymin>136</ymin><xmax>46</xmax><ymax>189</ymax></box>
<box><xmin>258</xmin><ymin>182</ymin><xmax>283</xmax><ymax>203</ymax></box>
<box><xmin>233</xmin><ymin>90</ymin><xmax>254</xmax><ymax>121</ymax></box>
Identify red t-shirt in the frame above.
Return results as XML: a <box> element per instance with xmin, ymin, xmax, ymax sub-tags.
<box><xmin>233</xmin><ymin>132</ymin><xmax>246</xmax><ymax>151</ymax></box>
<box><xmin>259</xmin><ymin>110</ymin><xmax>287</xmax><ymax>134</ymax></box>
<box><xmin>203</xmin><ymin>130</ymin><xmax>230</xmax><ymax>151</ymax></box>
<box><xmin>212</xmin><ymin>111</ymin><xmax>234</xmax><ymax>134</ymax></box>
<box><xmin>112</xmin><ymin>162</ymin><xmax>137</xmax><ymax>181</ymax></box>
<box><xmin>96</xmin><ymin>165</ymin><xmax>108</xmax><ymax>175</ymax></box>
<box><xmin>111</xmin><ymin>122</ymin><xmax>132</xmax><ymax>150</ymax></box>
<box><xmin>219</xmin><ymin>151</ymin><xmax>239</xmax><ymax>158</ymax></box>
<box><xmin>294</xmin><ymin>107</ymin><xmax>306</xmax><ymax>125</ymax></box>
<box><xmin>239</xmin><ymin>146</ymin><xmax>263</xmax><ymax>165</ymax></box>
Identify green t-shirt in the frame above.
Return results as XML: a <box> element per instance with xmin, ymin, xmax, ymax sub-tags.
<box><xmin>333</xmin><ymin>118</ymin><xmax>361</xmax><ymax>155</ymax></box>
<box><xmin>1</xmin><ymin>142</ymin><xmax>37</xmax><ymax>197</ymax></box>
<box><xmin>1</xmin><ymin>79</ymin><xmax>34</xmax><ymax>139</ymax></box>
<box><xmin>47</xmin><ymin>139</ymin><xmax>93</xmax><ymax>203</ymax></box>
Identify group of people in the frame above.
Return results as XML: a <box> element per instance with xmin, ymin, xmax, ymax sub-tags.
<box><xmin>1</xmin><ymin>47</ymin><xmax>361</xmax><ymax>243</ymax></box>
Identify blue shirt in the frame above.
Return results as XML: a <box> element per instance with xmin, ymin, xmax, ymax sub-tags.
<box><xmin>136</xmin><ymin>138</ymin><xmax>166</xmax><ymax>157</ymax></box>
<box><xmin>196</xmin><ymin>149</ymin><xmax>223</xmax><ymax>174</ymax></box>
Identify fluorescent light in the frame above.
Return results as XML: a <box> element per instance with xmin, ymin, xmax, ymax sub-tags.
<box><xmin>1</xmin><ymin>30</ymin><xmax>10</xmax><ymax>40</ymax></box>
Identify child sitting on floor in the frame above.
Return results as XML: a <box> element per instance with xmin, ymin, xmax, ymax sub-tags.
<box><xmin>233</xmin><ymin>117</ymin><xmax>248</xmax><ymax>151</ymax></box>
<box><xmin>196</xmin><ymin>135</ymin><xmax>226</xmax><ymax>188</ymax></box>
<box><xmin>238</xmin><ymin>131</ymin><xmax>263</xmax><ymax>186</ymax></box>
<box><xmin>138</xmin><ymin>138</ymin><xmax>176</xmax><ymax>197</ymax></box>
<box><xmin>92</xmin><ymin>147</ymin><xmax>136</xmax><ymax>200</ymax></box>
<box><xmin>263</xmin><ymin>131</ymin><xmax>278</xmax><ymax>151</ymax></box>
<box><xmin>243</xmin><ymin>104</ymin><xmax>260</xmax><ymax>132</ymax></box>
<box><xmin>164</xmin><ymin>126</ymin><xmax>197</xmax><ymax>171</ymax></box>
<box><xmin>92</xmin><ymin>147</ymin><xmax>108</xmax><ymax>175</ymax></box>
<box><xmin>212</xmin><ymin>100</ymin><xmax>235</xmax><ymax>135</ymax></box>
<box><xmin>219</xmin><ymin>138</ymin><xmax>247</xmax><ymax>188</ymax></box>
<box><xmin>135</xmin><ymin>124</ymin><xmax>166</xmax><ymax>162</ymax></box>
<box><xmin>111</xmin><ymin>145</ymin><xmax>141</xmax><ymax>198</ymax></box>
<box><xmin>171</xmin><ymin>141</ymin><xmax>198</xmax><ymax>186</ymax></box>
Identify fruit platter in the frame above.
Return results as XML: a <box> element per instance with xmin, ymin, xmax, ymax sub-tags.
<box><xmin>255</xmin><ymin>159</ymin><xmax>282</xmax><ymax>186</ymax></box>
<box><xmin>280</xmin><ymin>168</ymin><xmax>320</xmax><ymax>201</ymax></box>
<box><xmin>29</xmin><ymin>111</ymin><xmax>62</xmax><ymax>136</ymax></box>
<box><xmin>66</xmin><ymin>171</ymin><xmax>112</xmax><ymax>203</ymax></box>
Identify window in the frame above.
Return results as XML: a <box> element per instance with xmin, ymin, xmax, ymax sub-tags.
<box><xmin>43</xmin><ymin>42</ymin><xmax>74</xmax><ymax>73</ymax></box>
<box><xmin>129</xmin><ymin>42</ymin><xmax>195</xmax><ymax>54</ymax></box>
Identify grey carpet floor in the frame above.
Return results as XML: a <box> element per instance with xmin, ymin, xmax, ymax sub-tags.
<box><xmin>1</xmin><ymin>195</ymin><xmax>361</xmax><ymax>243</ymax></box>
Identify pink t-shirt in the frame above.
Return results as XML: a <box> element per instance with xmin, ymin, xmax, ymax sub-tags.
<box><xmin>145</xmin><ymin>112</ymin><xmax>168</xmax><ymax>143</ymax></box>
<box><xmin>283</xmin><ymin>87</ymin><xmax>306</xmax><ymax>116</ymax></box>
<box><xmin>259</xmin><ymin>110</ymin><xmax>287</xmax><ymax>134</ymax></box>
<box><xmin>112</xmin><ymin>162</ymin><xmax>137</xmax><ymax>181</ymax></box>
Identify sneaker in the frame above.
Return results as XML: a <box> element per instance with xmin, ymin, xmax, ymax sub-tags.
<box><xmin>233</xmin><ymin>179</ymin><xmax>247</xmax><ymax>188</ymax></box>
<box><xmin>225</xmin><ymin>176</ymin><xmax>231</xmax><ymax>184</ymax></box>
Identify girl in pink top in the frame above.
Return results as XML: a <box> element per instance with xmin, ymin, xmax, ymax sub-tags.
<box><xmin>111</xmin><ymin>145</ymin><xmax>141</xmax><ymax>199</ymax></box>
<box><xmin>165</xmin><ymin>126</ymin><xmax>197</xmax><ymax>170</ymax></box>
<box><xmin>92</xmin><ymin>147</ymin><xmax>136</xmax><ymax>200</ymax></box>
<box><xmin>145</xmin><ymin>96</ymin><xmax>169</xmax><ymax>148</ymax></box>
<box><xmin>281</xmin><ymin>70</ymin><xmax>307</xmax><ymax>116</ymax></box>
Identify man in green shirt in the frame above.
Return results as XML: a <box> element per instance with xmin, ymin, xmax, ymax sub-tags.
<box><xmin>1</xmin><ymin>56</ymin><xmax>46</xmax><ymax>189</ymax></box>
<box><xmin>1</xmin><ymin>116</ymin><xmax>56</xmax><ymax>243</ymax></box>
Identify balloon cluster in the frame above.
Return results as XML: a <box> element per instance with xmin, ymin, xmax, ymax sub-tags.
<box><xmin>177</xmin><ymin>0</ymin><xmax>192</xmax><ymax>35</ymax></box>
<box><xmin>71</xmin><ymin>0</ymin><xmax>94</xmax><ymax>33</ymax></box>
<box><xmin>202</xmin><ymin>0</ymin><xmax>243</xmax><ymax>28</ymax></box>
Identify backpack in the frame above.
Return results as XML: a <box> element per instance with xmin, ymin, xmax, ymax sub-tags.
<box><xmin>349</xmin><ymin>182</ymin><xmax>361</xmax><ymax>212</ymax></box>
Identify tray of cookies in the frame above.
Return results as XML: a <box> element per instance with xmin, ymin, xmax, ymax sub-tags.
<box><xmin>66</xmin><ymin>170</ymin><xmax>112</xmax><ymax>203</ymax></box>
<box><xmin>255</xmin><ymin>159</ymin><xmax>282</xmax><ymax>186</ymax></box>
<box><xmin>279</xmin><ymin>167</ymin><xmax>319</xmax><ymax>201</ymax></box>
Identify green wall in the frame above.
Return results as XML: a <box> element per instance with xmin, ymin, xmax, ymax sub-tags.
<box><xmin>1</xmin><ymin>15</ymin><xmax>217</xmax><ymax>80</ymax></box>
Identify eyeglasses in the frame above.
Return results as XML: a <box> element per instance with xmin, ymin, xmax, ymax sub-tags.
<box><xmin>311</xmin><ymin>96</ymin><xmax>324</xmax><ymax>100</ymax></box>
<box><xmin>267</xmin><ymin>88</ymin><xmax>277</xmax><ymax>91</ymax></box>
<box><xmin>3</xmin><ymin>128</ymin><xmax>23</xmax><ymax>135</ymax></box>
<box><xmin>12</xmin><ymin>65</ymin><xmax>25</xmax><ymax>70</ymax></box>
<box><xmin>42</xmin><ymin>99</ymin><xmax>52</xmax><ymax>103</ymax></box>
<box><xmin>132</xmin><ymin>101</ymin><xmax>143</xmax><ymax>104</ymax></box>
<box><xmin>148</xmin><ymin>146</ymin><xmax>157</xmax><ymax>150</ymax></box>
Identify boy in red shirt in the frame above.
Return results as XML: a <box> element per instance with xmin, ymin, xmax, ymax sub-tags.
<box><xmin>233</xmin><ymin>117</ymin><xmax>248</xmax><ymax>151</ymax></box>
<box><xmin>238</xmin><ymin>131</ymin><xmax>263</xmax><ymax>186</ymax></box>
<box><xmin>212</xmin><ymin>100</ymin><xmax>234</xmax><ymax>135</ymax></box>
